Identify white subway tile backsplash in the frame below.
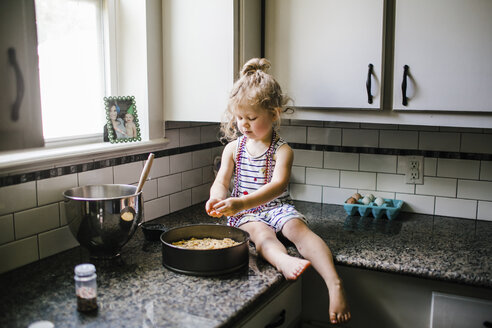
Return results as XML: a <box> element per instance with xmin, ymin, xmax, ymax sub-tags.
<box><xmin>0</xmin><ymin>214</ymin><xmax>14</xmax><ymax>245</ymax></box>
<box><xmin>322</xmin><ymin>186</ymin><xmax>357</xmax><ymax>205</ymax></box>
<box><xmin>361</xmin><ymin>123</ymin><xmax>398</xmax><ymax>130</ymax></box>
<box><xmin>340</xmin><ymin>171</ymin><xmax>376</xmax><ymax>190</ymax></box>
<box><xmin>419</xmin><ymin>132</ymin><xmax>460</xmax><ymax>152</ymax></box>
<box><xmin>180</xmin><ymin>127</ymin><xmax>201</xmax><ymax>147</ymax></box>
<box><xmin>437</xmin><ymin>158</ymin><xmax>480</xmax><ymax>180</ymax></box>
<box><xmin>292</xmin><ymin>149</ymin><xmax>323</xmax><ymax>168</ymax></box>
<box><xmin>480</xmin><ymin>161</ymin><xmax>492</xmax><ymax>181</ymax></box>
<box><xmin>142</xmin><ymin>179</ymin><xmax>158</xmax><ymax>201</ymax></box>
<box><xmin>158</xmin><ymin>173</ymin><xmax>181</xmax><ymax>197</ymax></box>
<box><xmin>399</xmin><ymin>125</ymin><xmax>438</xmax><ymax>132</ymax></box>
<box><xmin>203</xmin><ymin>166</ymin><xmax>215</xmax><ymax>184</ymax></box>
<box><xmin>377</xmin><ymin>173</ymin><xmax>414</xmax><ymax>194</ymax></box>
<box><xmin>279</xmin><ymin>125</ymin><xmax>307</xmax><ymax>143</ymax></box>
<box><xmin>39</xmin><ymin>225</ymin><xmax>79</xmax><ymax>259</ymax></box>
<box><xmin>170</xmin><ymin>190</ymin><xmax>192</xmax><ymax>213</ymax></box>
<box><xmin>458</xmin><ymin>180</ymin><xmax>492</xmax><ymax>201</ymax></box>
<box><xmin>396</xmin><ymin>193</ymin><xmax>435</xmax><ymax>215</ymax></box>
<box><xmin>192</xmin><ymin>183</ymin><xmax>212</xmax><ymax>205</ymax></box>
<box><xmin>0</xmin><ymin>236</ymin><xmax>38</xmax><ymax>274</ymax></box>
<box><xmin>290</xmin><ymin>184</ymin><xmax>322</xmax><ymax>203</ymax></box>
<box><xmin>305</xmin><ymin>168</ymin><xmax>339</xmax><ymax>187</ymax></box>
<box><xmin>151</xmin><ymin>156</ymin><xmax>170</xmax><ymax>179</ymax></box>
<box><xmin>0</xmin><ymin>181</ymin><xmax>36</xmax><ymax>216</ymax></box>
<box><xmin>342</xmin><ymin>129</ymin><xmax>379</xmax><ymax>148</ymax></box>
<box><xmin>182</xmin><ymin>168</ymin><xmax>203</xmax><ymax>189</ymax></box>
<box><xmin>379</xmin><ymin>130</ymin><xmax>418</xmax><ymax>149</ymax></box>
<box><xmin>416</xmin><ymin>177</ymin><xmax>457</xmax><ymax>197</ymax></box>
<box><xmin>461</xmin><ymin>133</ymin><xmax>492</xmax><ymax>154</ymax></box>
<box><xmin>324</xmin><ymin>152</ymin><xmax>359</xmax><ymax>171</ymax></box>
<box><xmin>324</xmin><ymin>122</ymin><xmax>359</xmax><ymax>128</ymax></box>
<box><xmin>290</xmin><ymin>166</ymin><xmax>305</xmax><ymax>184</ymax></box>
<box><xmin>192</xmin><ymin>149</ymin><xmax>212</xmax><ymax>169</ymax></box>
<box><xmin>307</xmin><ymin>127</ymin><xmax>341</xmax><ymax>146</ymax></box>
<box><xmin>435</xmin><ymin>197</ymin><xmax>477</xmax><ymax>220</ymax></box>
<box><xmin>14</xmin><ymin>204</ymin><xmax>59</xmax><ymax>239</ymax></box>
<box><xmin>424</xmin><ymin>158</ymin><xmax>437</xmax><ymax>176</ymax></box>
<box><xmin>170</xmin><ymin>153</ymin><xmax>192</xmax><ymax>174</ymax></box>
<box><xmin>360</xmin><ymin>154</ymin><xmax>397</xmax><ymax>173</ymax></box>
<box><xmin>144</xmin><ymin>196</ymin><xmax>170</xmax><ymax>221</ymax></box>
<box><xmin>78</xmin><ymin>167</ymin><xmax>113</xmax><ymax>186</ymax></box>
<box><xmin>113</xmin><ymin>162</ymin><xmax>142</xmax><ymax>185</ymax></box>
<box><xmin>37</xmin><ymin>174</ymin><xmax>78</xmax><ymax>206</ymax></box>
<box><xmin>477</xmin><ymin>201</ymin><xmax>492</xmax><ymax>221</ymax></box>
<box><xmin>200</xmin><ymin>124</ymin><xmax>220</xmax><ymax>143</ymax></box>
<box><xmin>163</xmin><ymin>129</ymin><xmax>180</xmax><ymax>149</ymax></box>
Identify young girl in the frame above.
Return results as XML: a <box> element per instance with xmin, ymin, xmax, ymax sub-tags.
<box><xmin>205</xmin><ymin>58</ymin><xmax>351</xmax><ymax>324</ymax></box>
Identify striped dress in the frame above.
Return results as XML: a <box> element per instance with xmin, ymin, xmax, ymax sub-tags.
<box><xmin>227</xmin><ymin>135</ymin><xmax>304</xmax><ymax>232</ymax></box>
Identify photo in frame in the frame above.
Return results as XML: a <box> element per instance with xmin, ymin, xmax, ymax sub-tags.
<box><xmin>104</xmin><ymin>96</ymin><xmax>141</xmax><ymax>143</ymax></box>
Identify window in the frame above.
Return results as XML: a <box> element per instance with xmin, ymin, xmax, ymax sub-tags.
<box><xmin>35</xmin><ymin>0</ymin><xmax>107</xmax><ymax>141</ymax></box>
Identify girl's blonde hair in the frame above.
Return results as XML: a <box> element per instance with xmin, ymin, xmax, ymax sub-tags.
<box><xmin>220</xmin><ymin>58</ymin><xmax>289</xmax><ymax>142</ymax></box>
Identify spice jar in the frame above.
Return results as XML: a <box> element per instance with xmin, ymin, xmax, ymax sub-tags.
<box><xmin>74</xmin><ymin>263</ymin><xmax>98</xmax><ymax>312</ymax></box>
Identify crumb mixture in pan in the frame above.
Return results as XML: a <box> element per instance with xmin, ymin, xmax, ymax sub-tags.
<box><xmin>172</xmin><ymin>237</ymin><xmax>240</xmax><ymax>250</ymax></box>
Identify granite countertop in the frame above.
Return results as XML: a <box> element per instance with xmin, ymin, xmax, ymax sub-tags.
<box><xmin>1</xmin><ymin>201</ymin><xmax>491</xmax><ymax>327</ymax></box>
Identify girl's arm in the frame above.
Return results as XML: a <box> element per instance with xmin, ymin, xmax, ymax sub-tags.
<box><xmin>213</xmin><ymin>144</ymin><xmax>293</xmax><ymax>216</ymax></box>
<box><xmin>205</xmin><ymin>141</ymin><xmax>236</xmax><ymax>217</ymax></box>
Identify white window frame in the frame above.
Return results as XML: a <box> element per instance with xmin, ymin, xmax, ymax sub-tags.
<box><xmin>0</xmin><ymin>0</ymin><xmax>165</xmax><ymax>175</ymax></box>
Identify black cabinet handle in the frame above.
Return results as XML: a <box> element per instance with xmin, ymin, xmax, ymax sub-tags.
<box><xmin>401</xmin><ymin>64</ymin><xmax>409</xmax><ymax>106</ymax></box>
<box><xmin>7</xmin><ymin>48</ymin><xmax>25</xmax><ymax>122</ymax></box>
<box><xmin>265</xmin><ymin>309</ymin><xmax>286</xmax><ymax>328</ymax></box>
<box><xmin>366</xmin><ymin>63</ymin><xmax>373</xmax><ymax>104</ymax></box>
<box><xmin>483</xmin><ymin>321</ymin><xmax>492</xmax><ymax>327</ymax></box>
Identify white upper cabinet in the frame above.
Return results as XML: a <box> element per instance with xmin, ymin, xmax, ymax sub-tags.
<box><xmin>393</xmin><ymin>0</ymin><xmax>492</xmax><ymax>112</ymax></box>
<box><xmin>265</xmin><ymin>0</ymin><xmax>385</xmax><ymax>109</ymax></box>
<box><xmin>0</xmin><ymin>0</ymin><xmax>44</xmax><ymax>151</ymax></box>
<box><xmin>162</xmin><ymin>0</ymin><xmax>237</xmax><ymax>122</ymax></box>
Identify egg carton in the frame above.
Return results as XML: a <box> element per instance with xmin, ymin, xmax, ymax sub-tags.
<box><xmin>343</xmin><ymin>198</ymin><xmax>404</xmax><ymax>220</ymax></box>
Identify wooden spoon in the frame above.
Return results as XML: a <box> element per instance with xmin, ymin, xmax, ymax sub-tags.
<box><xmin>120</xmin><ymin>153</ymin><xmax>155</xmax><ymax>221</ymax></box>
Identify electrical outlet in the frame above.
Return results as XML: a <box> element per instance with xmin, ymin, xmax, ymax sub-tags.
<box><xmin>405</xmin><ymin>156</ymin><xmax>424</xmax><ymax>184</ymax></box>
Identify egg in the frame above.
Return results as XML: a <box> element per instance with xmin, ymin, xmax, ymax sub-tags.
<box><xmin>361</xmin><ymin>196</ymin><xmax>371</xmax><ymax>205</ymax></box>
<box><xmin>367</xmin><ymin>194</ymin><xmax>375</xmax><ymax>201</ymax></box>
<box><xmin>374</xmin><ymin>197</ymin><xmax>384</xmax><ymax>206</ymax></box>
<box><xmin>352</xmin><ymin>193</ymin><xmax>362</xmax><ymax>200</ymax></box>
<box><xmin>346</xmin><ymin>197</ymin><xmax>357</xmax><ymax>204</ymax></box>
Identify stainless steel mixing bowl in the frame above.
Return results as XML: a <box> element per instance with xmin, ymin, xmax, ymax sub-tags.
<box><xmin>63</xmin><ymin>184</ymin><xmax>143</xmax><ymax>259</ymax></box>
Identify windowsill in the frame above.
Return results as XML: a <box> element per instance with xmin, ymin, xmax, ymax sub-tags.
<box><xmin>0</xmin><ymin>138</ymin><xmax>169</xmax><ymax>176</ymax></box>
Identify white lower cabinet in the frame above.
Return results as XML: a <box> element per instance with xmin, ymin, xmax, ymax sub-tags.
<box><xmin>431</xmin><ymin>292</ymin><xmax>492</xmax><ymax>328</ymax></box>
<box><xmin>240</xmin><ymin>278</ymin><xmax>302</xmax><ymax>328</ymax></box>
<box><xmin>301</xmin><ymin>266</ymin><xmax>492</xmax><ymax>328</ymax></box>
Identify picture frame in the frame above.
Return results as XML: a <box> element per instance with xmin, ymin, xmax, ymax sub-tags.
<box><xmin>104</xmin><ymin>96</ymin><xmax>141</xmax><ymax>143</ymax></box>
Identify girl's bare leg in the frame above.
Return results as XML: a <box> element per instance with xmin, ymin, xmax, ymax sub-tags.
<box><xmin>281</xmin><ymin>219</ymin><xmax>351</xmax><ymax>324</ymax></box>
<box><xmin>240</xmin><ymin>221</ymin><xmax>311</xmax><ymax>280</ymax></box>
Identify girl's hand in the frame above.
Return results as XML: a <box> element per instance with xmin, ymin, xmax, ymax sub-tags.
<box><xmin>213</xmin><ymin>197</ymin><xmax>244</xmax><ymax>217</ymax></box>
<box><xmin>205</xmin><ymin>198</ymin><xmax>223</xmax><ymax>217</ymax></box>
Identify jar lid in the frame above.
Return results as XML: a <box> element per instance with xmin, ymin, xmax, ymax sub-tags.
<box><xmin>28</xmin><ymin>321</ymin><xmax>54</xmax><ymax>328</ymax></box>
<box><xmin>74</xmin><ymin>263</ymin><xmax>96</xmax><ymax>276</ymax></box>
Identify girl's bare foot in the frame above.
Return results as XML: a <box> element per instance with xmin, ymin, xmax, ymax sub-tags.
<box><xmin>275</xmin><ymin>254</ymin><xmax>311</xmax><ymax>280</ymax></box>
<box><xmin>328</xmin><ymin>280</ymin><xmax>351</xmax><ymax>324</ymax></box>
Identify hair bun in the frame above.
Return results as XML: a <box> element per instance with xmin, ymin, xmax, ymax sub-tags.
<box><xmin>241</xmin><ymin>58</ymin><xmax>271</xmax><ymax>77</ymax></box>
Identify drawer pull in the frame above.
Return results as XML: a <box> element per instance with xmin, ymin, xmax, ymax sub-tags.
<box><xmin>401</xmin><ymin>65</ymin><xmax>409</xmax><ymax>106</ymax></box>
<box><xmin>7</xmin><ymin>47</ymin><xmax>25</xmax><ymax>122</ymax></box>
<box><xmin>265</xmin><ymin>309</ymin><xmax>286</xmax><ymax>328</ymax></box>
<box><xmin>366</xmin><ymin>63</ymin><xmax>374</xmax><ymax>104</ymax></box>
<box><xmin>483</xmin><ymin>321</ymin><xmax>492</xmax><ymax>327</ymax></box>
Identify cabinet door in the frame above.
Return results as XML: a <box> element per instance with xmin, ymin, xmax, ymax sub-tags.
<box><xmin>162</xmin><ymin>0</ymin><xmax>237</xmax><ymax>122</ymax></box>
<box><xmin>0</xmin><ymin>0</ymin><xmax>44</xmax><ymax>151</ymax></box>
<box><xmin>265</xmin><ymin>0</ymin><xmax>384</xmax><ymax>109</ymax></box>
<box><xmin>393</xmin><ymin>0</ymin><xmax>492</xmax><ymax>112</ymax></box>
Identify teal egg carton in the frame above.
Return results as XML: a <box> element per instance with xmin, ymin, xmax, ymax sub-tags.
<box><xmin>343</xmin><ymin>198</ymin><xmax>404</xmax><ymax>220</ymax></box>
